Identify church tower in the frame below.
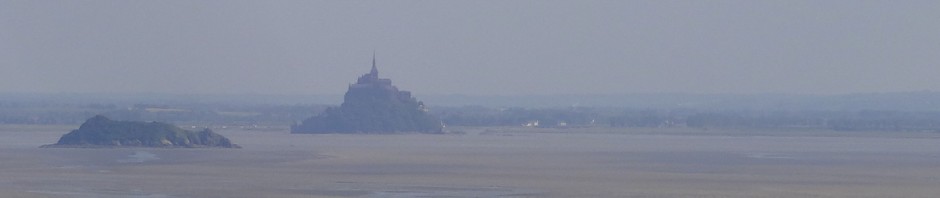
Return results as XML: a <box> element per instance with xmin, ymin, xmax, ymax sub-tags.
<box><xmin>355</xmin><ymin>53</ymin><xmax>392</xmax><ymax>86</ymax></box>
<box><xmin>370</xmin><ymin>52</ymin><xmax>378</xmax><ymax>78</ymax></box>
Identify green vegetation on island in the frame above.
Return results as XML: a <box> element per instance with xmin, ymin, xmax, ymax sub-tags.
<box><xmin>43</xmin><ymin>115</ymin><xmax>240</xmax><ymax>148</ymax></box>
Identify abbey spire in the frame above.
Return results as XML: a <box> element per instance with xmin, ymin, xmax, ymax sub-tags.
<box><xmin>355</xmin><ymin>53</ymin><xmax>391</xmax><ymax>85</ymax></box>
<box><xmin>370</xmin><ymin>52</ymin><xmax>378</xmax><ymax>77</ymax></box>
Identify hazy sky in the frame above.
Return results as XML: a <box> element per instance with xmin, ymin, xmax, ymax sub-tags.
<box><xmin>2</xmin><ymin>0</ymin><xmax>938</xmax><ymax>95</ymax></box>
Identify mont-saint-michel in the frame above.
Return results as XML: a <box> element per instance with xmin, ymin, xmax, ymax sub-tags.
<box><xmin>43</xmin><ymin>115</ymin><xmax>240</xmax><ymax>148</ymax></box>
<box><xmin>291</xmin><ymin>56</ymin><xmax>443</xmax><ymax>134</ymax></box>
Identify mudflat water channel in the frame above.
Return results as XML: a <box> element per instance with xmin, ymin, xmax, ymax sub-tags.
<box><xmin>2</xmin><ymin>126</ymin><xmax>940</xmax><ymax>198</ymax></box>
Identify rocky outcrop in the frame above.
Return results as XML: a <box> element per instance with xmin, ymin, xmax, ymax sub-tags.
<box><xmin>291</xmin><ymin>57</ymin><xmax>443</xmax><ymax>134</ymax></box>
<box><xmin>43</xmin><ymin>115</ymin><xmax>240</xmax><ymax>148</ymax></box>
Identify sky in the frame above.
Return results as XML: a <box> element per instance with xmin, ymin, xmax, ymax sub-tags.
<box><xmin>1</xmin><ymin>0</ymin><xmax>939</xmax><ymax>95</ymax></box>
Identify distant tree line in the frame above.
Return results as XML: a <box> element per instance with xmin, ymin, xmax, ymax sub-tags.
<box><xmin>0</xmin><ymin>102</ymin><xmax>324</xmax><ymax>126</ymax></box>
<box><xmin>436</xmin><ymin>106</ymin><xmax>940</xmax><ymax>132</ymax></box>
<box><xmin>5</xmin><ymin>100</ymin><xmax>940</xmax><ymax>132</ymax></box>
<box><xmin>433</xmin><ymin>106</ymin><xmax>599</xmax><ymax>127</ymax></box>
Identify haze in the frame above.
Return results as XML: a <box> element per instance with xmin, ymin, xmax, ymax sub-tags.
<box><xmin>2</xmin><ymin>0</ymin><xmax>939</xmax><ymax>95</ymax></box>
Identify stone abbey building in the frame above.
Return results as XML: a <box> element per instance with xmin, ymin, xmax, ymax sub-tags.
<box><xmin>291</xmin><ymin>56</ymin><xmax>442</xmax><ymax>134</ymax></box>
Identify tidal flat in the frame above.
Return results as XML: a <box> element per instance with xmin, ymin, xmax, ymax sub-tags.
<box><xmin>2</xmin><ymin>126</ymin><xmax>940</xmax><ymax>198</ymax></box>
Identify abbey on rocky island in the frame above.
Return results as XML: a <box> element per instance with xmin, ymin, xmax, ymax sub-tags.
<box><xmin>291</xmin><ymin>55</ymin><xmax>442</xmax><ymax>134</ymax></box>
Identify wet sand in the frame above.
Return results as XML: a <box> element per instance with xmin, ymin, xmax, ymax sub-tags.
<box><xmin>2</xmin><ymin>126</ymin><xmax>940</xmax><ymax>197</ymax></box>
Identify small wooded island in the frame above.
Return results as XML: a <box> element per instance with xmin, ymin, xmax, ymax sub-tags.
<box><xmin>42</xmin><ymin>115</ymin><xmax>240</xmax><ymax>148</ymax></box>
